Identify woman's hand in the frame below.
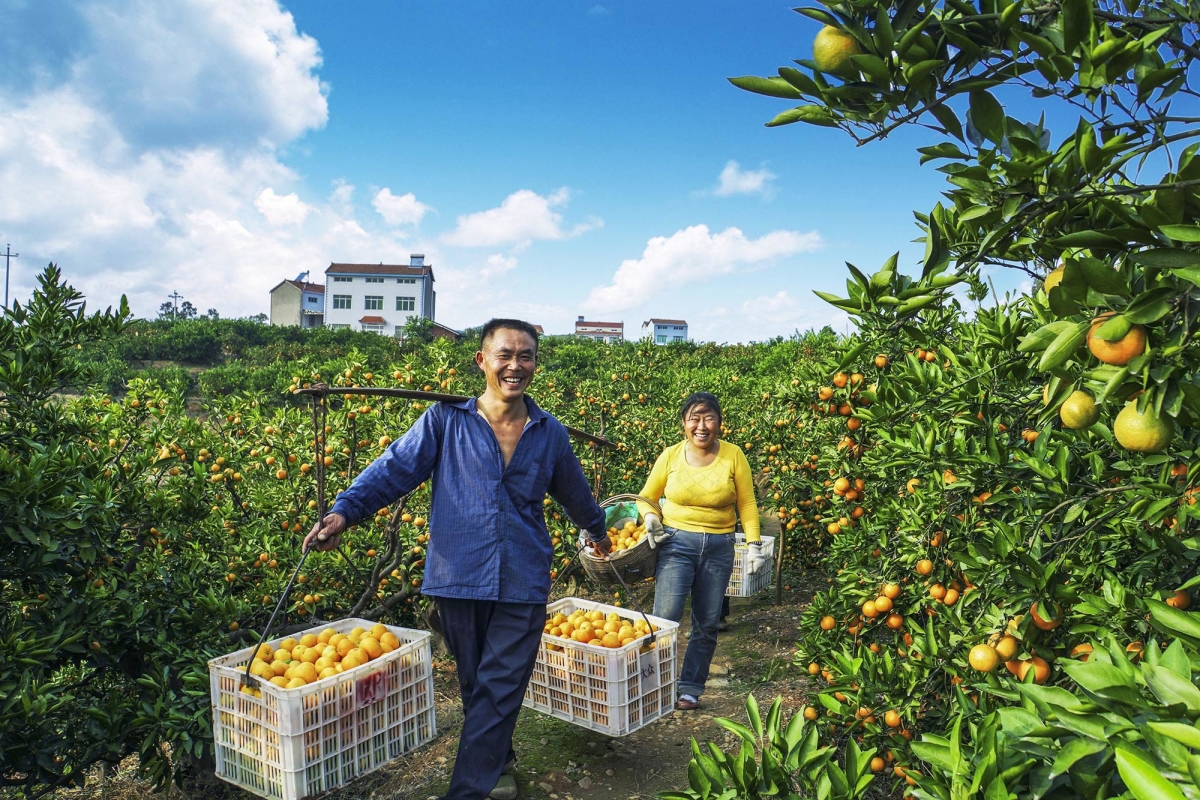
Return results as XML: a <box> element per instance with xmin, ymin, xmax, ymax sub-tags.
<box><xmin>304</xmin><ymin>513</ymin><xmax>346</xmax><ymax>552</ymax></box>
<box><xmin>746</xmin><ymin>542</ymin><xmax>770</xmax><ymax>574</ymax></box>
<box><xmin>644</xmin><ymin>513</ymin><xmax>670</xmax><ymax>549</ymax></box>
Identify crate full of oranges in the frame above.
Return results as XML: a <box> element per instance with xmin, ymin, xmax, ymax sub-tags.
<box><xmin>208</xmin><ymin>618</ymin><xmax>435</xmax><ymax>800</ymax></box>
<box><xmin>523</xmin><ymin>598</ymin><xmax>679</xmax><ymax>736</ymax></box>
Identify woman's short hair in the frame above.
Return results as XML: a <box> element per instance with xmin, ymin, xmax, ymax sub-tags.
<box><xmin>681</xmin><ymin>392</ymin><xmax>722</xmax><ymax>423</ymax></box>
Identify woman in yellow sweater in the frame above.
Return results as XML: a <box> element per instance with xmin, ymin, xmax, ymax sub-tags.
<box><xmin>638</xmin><ymin>392</ymin><xmax>766</xmax><ymax>711</ymax></box>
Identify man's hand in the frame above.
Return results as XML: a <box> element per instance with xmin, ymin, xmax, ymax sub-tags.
<box><xmin>746</xmin><ymin>542</ymin><xmax>770</xmax><ymax>574</ymax></box>
<box><xmin>304</xmin><ymin>513</ymin><xmax>347</xmax><ymax>552</ymax></box>
<box><xmin>584</xmin><ymin>530</ymin><xmax>611</xmax><ymax>556</ymax></box>
<box><xmin>643</xmin><ymin>513</ymin><xmax>670</xmax><ymax>549</ymax></box>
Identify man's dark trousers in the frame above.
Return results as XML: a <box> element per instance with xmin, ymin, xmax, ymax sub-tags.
<box><xmin>436</xmin><ymin>598</ymin><xmax>545</xmax><ymax>800</ymax></box>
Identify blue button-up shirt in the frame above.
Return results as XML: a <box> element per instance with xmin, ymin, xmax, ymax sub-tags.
<box><xmin>330</xmin><ymin>396</ymin><xmax>606</xmax><ymax>603</ymax></box>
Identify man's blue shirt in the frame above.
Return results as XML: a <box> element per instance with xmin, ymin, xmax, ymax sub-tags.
<box><xmin>330</xmin><ymin>396</ymin><xmax>606</xmax><ymax>603</ymax></box>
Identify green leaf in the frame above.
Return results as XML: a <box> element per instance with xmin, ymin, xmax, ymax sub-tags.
<box><xmin>1114</xmin><ymin>744</ymin><xmax>1187</xmax><ymax>800</ymax></box>
<box><xmin>1148</xmin><ymin>599</ymin><xmax>1200</xmax><ymax>644</ymax></box>
<box><xmin>728</xmin><ymin>76</ymin><xmax>803</xmax><ymax>99</ymax></box>
<box><xmin>1160</xmin><ymin>225</ymin><xmax>1200</xmax><ymax>242</ymax></box>
<box><xmin>1094</xmin><ymin>314</ymin><xmax>1132</xmax><ymax>343</ymax></box>
<box><xmin>1060</xmin><ymin>0</ymin><xmax>1093</xmax><ymax>54</ymax></box>
<box><xmin>1079</xmin><ymin>259</ymin><xmax>1130</xmax><ymax>296</ymax></box>
<box><xmin>1019</xmin><ymin>320</ymin><xmax>1073</xmax><ymax>352</ymax></box>
<box><xmin>1051</xmin><ymin>737</ymin><xmax>1106</xmax><ymax>778</ymax></box>
<box><xmin>928</xmin><ymin>103</ymin><xmax>963</xmax><ymax>141</ymax></box>
<box><xmin>1130</xmin><ymin>249</ymin><xmax>1200</xmax><ymax>270</ymax></box>
<box><xmin>1144</xmin><ymin>665</ymin><xmax>1200</xmax><ymax>712</ymax></box>
<box><xmin>794</xmin><ymin>7</ymin><xmax>841</xmax><ymax>27</ymax></box>
<box><xmin>1147</xmin><ymin>722</ymin><xmax>1200</xmax><ymax>750</ymax></box>
<box><xmin>968</xmin><ymin>90</ymin><xmax>1006</xmax><ymax>145</ymax></box>
<box><xmin>1038</xmin><ymin>321</ymin><xmax>1089</xmax><ymax>371</ymax></box>
<box><xmin>766</xmin><ymin>105</ymin><xmax>840</xmax><ymax>128</ymax></box>
<box><xmin>777</xmin><ymin>67</ymin><xmax>820</xmax><ymax>96</ymax></box>
<box><xmin>1050</xmin><ymin>231</ymin><xmax>1123</xmax><ymax>248</ymax></box>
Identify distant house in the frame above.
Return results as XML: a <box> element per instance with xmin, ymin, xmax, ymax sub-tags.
<box><xmin>324</xmin><ymin>255</ymin><xmax>435</xmax><ymax>336</ymax></box>
<box><xmin>268</xmin><ymin>276</ymin><xmax>325</xmax><ymax>328</ymax></box>
<box><xmin>642</xmin><ymin>318</ymin><xmax>688</xmax><ymax>344</ymax></box>
<box><xmin>429</xmin><ymin>321</ymin><xmax>461</xmax><ymax>342</ymax></box>
<box><xmin>574</xmin><ymin>316</ymin><xmax>623</xmax><ymax>343</ymax></box>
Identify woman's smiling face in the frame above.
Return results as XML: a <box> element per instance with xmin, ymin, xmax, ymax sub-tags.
<box><xmin>682</xmin><ymin>403</ymin><xmax>720</xmax><ymax>452</ymax></box>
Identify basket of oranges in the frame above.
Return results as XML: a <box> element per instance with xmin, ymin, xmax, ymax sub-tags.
<box><xmin>578</xmin><ymin>494</ymin><xmax>661</xmax><ymax>586</ymax></box>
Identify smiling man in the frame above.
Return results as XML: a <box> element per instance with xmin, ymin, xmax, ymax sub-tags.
<box><xmin>304</xmin><ymin>318</ymin><xmax>609</xmax><ymax>800</ymax></box>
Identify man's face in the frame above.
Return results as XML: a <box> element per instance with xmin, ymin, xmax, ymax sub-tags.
<box><xmin>476</xmin><ymin>328</ymin><xmax>537</xmax><ymax>399</ymax></box>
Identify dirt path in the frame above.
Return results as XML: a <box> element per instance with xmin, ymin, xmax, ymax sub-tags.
<box><xmin>371</xmin><ymin>571</ymin><xmax>823</xmax><ymax>800</ymax></box>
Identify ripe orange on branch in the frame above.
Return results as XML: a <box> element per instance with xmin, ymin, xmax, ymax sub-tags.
<box><xmin>1087</xmin><ymin>313</ymin><xmax>1147</xmax><ymax>366</ymax></box>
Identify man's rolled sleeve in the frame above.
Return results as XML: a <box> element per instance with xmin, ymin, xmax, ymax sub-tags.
<box><xmin>548</xmin><ymin>441</ymin><xmax>606</xmax><ymax>540</ymax></box>
<box><xmin>330</xmin><ymin>405</ymin><xmax>443</xmax><ymax>527</ymax></box>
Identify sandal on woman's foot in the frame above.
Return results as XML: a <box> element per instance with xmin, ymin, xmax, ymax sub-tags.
<box><xmin>675</xmin><ymin>695</ymin><xmax>701</xmax><ymax>711</ymax></box>
<box><xmin>489</xmin><ymin>773</ymin><xmax>518</xmax><ymax>800</ymax></box>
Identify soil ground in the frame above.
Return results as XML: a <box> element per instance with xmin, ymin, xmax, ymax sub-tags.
<box><xmin>53</xmin><ymin>568</ymin><xmax>826</xmax><ymax>800</ymax></box>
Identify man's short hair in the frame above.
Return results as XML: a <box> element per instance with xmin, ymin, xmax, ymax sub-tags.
<box><xmin>480</xmin><ymin>318</ymin><xmax>540</xmax><ymax>353</ymax></box>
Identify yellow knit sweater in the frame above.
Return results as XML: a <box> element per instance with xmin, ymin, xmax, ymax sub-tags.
<box><xmin>637</xmin><ymin>440</ymin><xmax>760</xmax><ymax>542</ymax></box>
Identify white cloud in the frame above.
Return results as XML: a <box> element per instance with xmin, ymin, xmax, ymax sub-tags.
<box><xmin>588</xmin><ymin>5</ymin><xmax>611</xmax><ymax>16</ymax></box>
<box><xmin>583</xmin><ymin>225</ymin><xmax>823</xmax><ymax>313</ymax></box>
<box><xmin>481</xmin><ymin>253</ymin><xmax>518</xmax><ymax>279</ymax></box>
<box><xmin>372</xmin><ymin>188</ymin><xmax>431</xmax><ymax>227</ymax></box>
<box><xmin>255</xmin><ymin>188</ymin><xmax>311</xmax><ymax>226</ymax></box>
<box><xmin>442</xmin><ymin>188</ymin><xmax>601</xmax><ymax>248</ymax></box>
<box><xmin>713</xmin><ymin>160</ymin><xmax>777</xmax><ymax>197</ymax></box>
<box><xmin>733</xmin><ymin>290</ymin><xmax>851</xmax><ymax>340</ymax></box>
<box><xmin>73</xmin><ymin>0</ymin><xmax>327</xmax><ymax>148</ymax></box>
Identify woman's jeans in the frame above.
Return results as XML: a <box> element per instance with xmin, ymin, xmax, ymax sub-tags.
<box><xmin>653</xmin><ymin>528</ymin><xmax>734</xmax><ymax>698</ymax></box>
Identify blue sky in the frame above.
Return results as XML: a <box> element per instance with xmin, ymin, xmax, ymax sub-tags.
<box><xmin>1</xmin><ymin>0</ymin><xmax>1030</xmax><ymax>342</ymax></box>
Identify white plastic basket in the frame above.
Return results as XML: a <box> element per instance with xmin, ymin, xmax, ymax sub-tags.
<box><xmin>208</xmin><ymin>618</ymin><xmax>436</xmax><ymax>800</ymax></box>
<box><xmin>523</xmin><ymin>598</ymin><xmax>678</xmax><ymax>736</ymax></box>
<box><xmin>727</xmin><ymin>533</ymin><xmax>775</xmax><ymax>597</ymax></box>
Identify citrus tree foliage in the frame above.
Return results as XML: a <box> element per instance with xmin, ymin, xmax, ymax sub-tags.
<box><xmin>724</xmin><ymin>0</ymin><xmax>1200</xmax><ymax>796</ymax></box>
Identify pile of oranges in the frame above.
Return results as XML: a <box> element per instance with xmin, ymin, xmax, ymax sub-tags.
<box><xmin>241</xmin><ymin>623</ymin><xmax>403</xmax><ymax>694</ymax></box>
<box><xmin>604</xmin><ymin>518</ymin><xmax>647</xmax><ymax>552</ymax></box>
<box><xmin>544</xmin><ymin>608</ymin><xmax>657</xmax><ymax>649</ymax></box>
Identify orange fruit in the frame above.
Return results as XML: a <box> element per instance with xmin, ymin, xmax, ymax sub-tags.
<box><xmin>1114</xmin><ymin>401</ymin><xmax>1174</xmax><ymax>452</ymax></box>
<box><xmin>873</xmin><ymin>596</ymin><xmax>893</xmax><ymax>613</ymax></box>
<box><xmin>883</xmin><ymin>710</ymin><xmax>901</xmax><ymax>728</ymax></box>
<box><xmin>1043</xmin><ymin>264</ymin><xmax>1065</xmax><ymax>293</ymax></box>
<box><xmin>881</xmin><ymin>583</ymin><xmax>900</xmax><ymax>600</ymax></box>
<box><xmin>1059</xmin><ymin>390</ymin><xmax>1100</xmax><ymax>429</ymax></box>
<box><xmin>915</xmin><ymin>559</ymin><xmax>934</xmax><ymax>576</ymax></box>
<box><xmin>1087</xmin><ymin>313</ymin><xmax>1146</xmax><ymax>365</ymax></box>
<box><xmin>886</xmin><ymin>613</ymin><xmax>904</xmax><ymax>629</ymax></box>
<box><xmin>1166</xmin><ymin>589</ymin><xmax>1192</xmax><ymax>610</ymax></box>
<box><xmin>968</xmin><ymin>644</ymin><xmax>1000</xmax><ymax>672</ymax></box>
<box><xmin>812</xmin><ymin>26</ymin><xmax>862</xmax><ymax>75</ymax></box>
<box><xmin>819</xmin><ymin>615</ymin><xmax>836</xmax><ymax>631</ymax></box>
<box><xmin>993</xmin><ymin>635</ymin><xmax>1018</xmax><ymax>661</ymax></box>
<box><xmin>1030</xmin><ymin>601</ymin><xmax>1063</xmax><ymax>630</ymax></box>
<box><xmin>360</xmin><ymin>637</ymin><xmax>383</xmax><ymax>660</ymax></box>
<box><xmin>1070</xmin><ymin>643</ymin><xmax>1094</xmax><ymax>661</ymax></box>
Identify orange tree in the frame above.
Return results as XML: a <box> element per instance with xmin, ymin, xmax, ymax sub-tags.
<box><xmin>722</xmin><ymin>0</ymin><xmax>1200</xmax><ymax>796</ymax></box>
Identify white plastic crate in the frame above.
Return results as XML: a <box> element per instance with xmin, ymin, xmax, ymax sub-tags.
<box><xmin>727</xmin><ymin>533</ymin><xmax>775</xmax><ymax>597</ymax></box>
<box><xmin>208</xmin><ymin>618</ymin><xmax>436</xmax><ymax>800</ymax></box>
<box><xmin>523</xmin><ymin>598</ymin><xmax>678</xmax><ymax>736</ymax></box>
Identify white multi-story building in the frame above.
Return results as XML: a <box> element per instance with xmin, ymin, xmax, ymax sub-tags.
<box><xmin>642</xmin><ymin>318</ymin><xmax>688</xmax><ymax>344</ymax></box>
<box><xmin>574</xmin><ymin>316</ymin><xmax>623</xmax><ymax>343</ymax></box>
<box><xmin>323</xmin><ymin>255</ymin><xmax>435</xmax><ymax>335</ymax></box>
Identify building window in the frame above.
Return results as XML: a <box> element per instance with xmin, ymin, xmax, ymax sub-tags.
<box><xmin>656</xmin><ymin>335</ymin><xmax>667</xmax><ymax>344</ymax></box>
<box><xmin>674</xmin><ymin>325</ymin><xmax>684</xmax><ymax>330</ymax></box>
<box><xmin>396</xmin><ymin>296</ymin><xmax>415</xmax><ymax>311</ymax></box>
<box><xmin>332</xmin><ymin>295</ymin><xmax>352</xmax><ymax>309</ymax></box>
<box><xmin>365</xmin><ymin>277</ymin><xmax>384</xmax><ymax>283</ymax></box>
<box><xmin>364</xmin><ymin>296</ymin><xmax>383</xmax><ymax>310</ymax></box>
<box><xmin>332</xmin><ymin>276</ymin><xmax>352</xmax><ymax>283</ymax></box>
<box><xmin>307</xmin><ymin>296</ymin><xmax>319</xmax><ymax>304</ymax></box>
<box><xmin>398</xmin><ymin>277</ymin><xmax>416</xmax><ymax>284</ymax></box>
<box><xmin>330</xmin><ymin>323</ymin><xmax>350</xmax><ymax>330</ymax></box>
<box><xmin>674</xmin><ymin>335</ymin><xmax>684</xmax><ymax>342</ymax></box>
<box><xmin>362</xmin><ymin>322</ymin><xmax>384</xmax><ymax>333</ymax></box>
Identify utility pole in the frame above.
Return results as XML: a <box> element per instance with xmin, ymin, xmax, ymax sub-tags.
<box><xmin>168</xmin><ymin>290</ymin><xmax>183</xmax><ymax>319</ymax></box>
<box><xmin>2</xmin><ymin>244</ymin><xmax>17</xmax><ymax>314</ymax></box>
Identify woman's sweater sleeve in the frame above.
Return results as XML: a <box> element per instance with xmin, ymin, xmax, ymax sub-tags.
<box><xmin>637</xmin><ymin>447</ymin><xmax>671</xmax><ymax>519</ymax></box>
<box><xmin>732</xmin><ymin>447</ymin><xmax>761</xmax><ymax>543</ymax></box>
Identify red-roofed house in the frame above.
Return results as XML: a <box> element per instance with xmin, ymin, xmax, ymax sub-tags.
<box><xmin>268</xmin><ymin>276</ymin><xmax>325</xmax><ymax>328</ymax></box>
<box><xmin>574</xmin><ymin>316</ymin><xmax>623</xmax><ymax>343</ymax></box>
<box><xmin>324</xmin><ymin>255</ymin><xmax>436</xmax><ymax>336</ymax></box>
<box><xmin>642</xmin><ymin>318</ymin><xmax>688</xmax><ymax>344</ymax></box>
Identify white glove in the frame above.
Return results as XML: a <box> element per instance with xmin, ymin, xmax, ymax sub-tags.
<box><xmin>746</xmin><ymin>542</ymin><xmax>769</xmax><ymax>574</ymax></box>
<box><xmin>644</xmin><ymin>514</ymin><xmax>670</xmax><ymax>549</ymax></box>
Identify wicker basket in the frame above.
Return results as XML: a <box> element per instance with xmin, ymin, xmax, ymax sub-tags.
<box><xmin>578</xmin><ymin>494</ymin><xmax>661</xmax><ymax>586</ymax></box>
